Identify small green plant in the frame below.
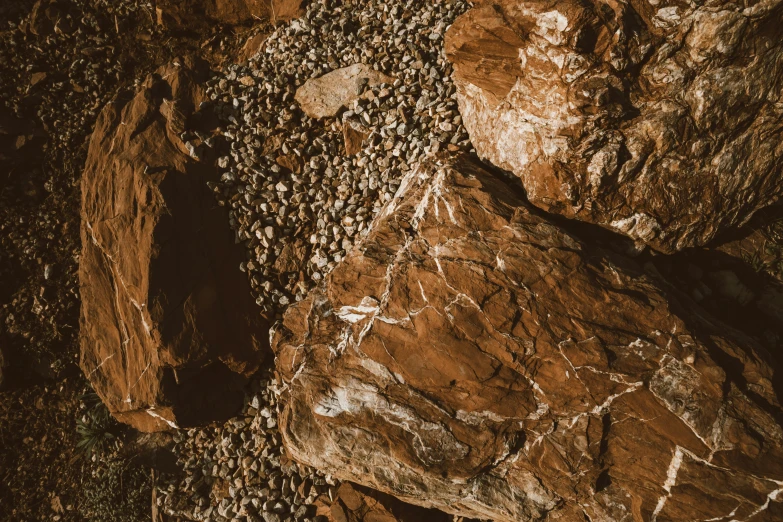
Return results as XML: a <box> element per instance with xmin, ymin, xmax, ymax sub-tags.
<box><xmin>76</xmin><ymin>392</ymin><xmax>120</xmax><ymax>457</ymax></box>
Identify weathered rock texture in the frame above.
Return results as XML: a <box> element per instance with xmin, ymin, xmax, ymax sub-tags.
<box><xmin>155</xmin><ymin>0</ymin><xmax>303</xmax><ymax>30</ymax></box>
<box><xmin>445</xmin><ymin>0</ymin><xmax>783</xmax><ymax>253</ymax></box>
<box><xmin>80</xmin><ymin>58</ymin><xmax>268</xmax><ymax>432</ymax></box>
<box><xmin>273</xmin><ymin>155</ymin><xmax>783</xmax><ymax>521</ymax></box>
<box><xmin>313</xmin><ymin>483</ymin><xmax>454</xmax><ymax>522</ymax></box>
<box><xmin>295</xmin><ymin>64</ymin><xmax>394</xmax><ymax>119</ymax></box>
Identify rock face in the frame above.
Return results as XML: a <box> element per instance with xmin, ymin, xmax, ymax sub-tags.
<box><xmin>295</xmin><ymin>64</ymin><xmax>394</xmax><ymax>119</ymax></box>
<box><xmin>273</xmin><ymin>156</ymin><xmax>783</xmax><ymax>521</ymax></box>
<box><xmin>445</xmin><ymin>0</ymin><xmax>783</xmax><ymax>253</ymax></box>
<box><xmin>80</xmin><ymin>58</ymin><xmax>268</xmax><ymax>432</ymax></box>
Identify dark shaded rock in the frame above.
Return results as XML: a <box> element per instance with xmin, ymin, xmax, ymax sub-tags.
<box><xmin>445</xmin><ymin>0</ymin><xmax>783</xmax><ymax>253</ymax></box>
<box><xmin>273</xmin><ymin>155</ymin><xmax>783</xmax><ymax>521</ymax></box>
<box><xmin>80</xmin><ymin>58</ymin><xmax>268</xmax><ymax>432</ymax></box>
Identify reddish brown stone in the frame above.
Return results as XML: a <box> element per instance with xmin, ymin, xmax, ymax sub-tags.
<box><xmin>273</xmin><ymin>155</ymin><xmax>783</xmax><ymax>521</ymax></box>
<box><xmin>445</xmin><ymin>0</ymin><xmax>783</xmax><ymax>253</ymax></box>
<box><xmin>79</xmin><ymin>58</ymin><xmax>268</xmax><ymax>432</ymax></box>
<box><xmin>295</xmin><ymin>64</ymin><xmax>394</xmax><ymax>120</ymax></box>
<box><xmin>343</xmin><ymin>118</ymin><xmax>370</xmax><ymax>156</ymax></box>
<box><xmin>237</xmin><ymin>32</ymin><xmax>270</xmax><ymax>62</ymax></box>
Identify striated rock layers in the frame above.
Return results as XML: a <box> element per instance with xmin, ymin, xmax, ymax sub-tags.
<box><xmin>79</xmin><ymin>59</ymin><xmax>268</xmax><ymax>432</ymax></box>
<box><xmin>273</xmin><ymin>155</ymin><xmax>783</xmax><ymax>521</ymax></box>
<box><xmin>445</xmin><ymin>0</ymin><xmax>783</xmax><ymax>253</ymax></box>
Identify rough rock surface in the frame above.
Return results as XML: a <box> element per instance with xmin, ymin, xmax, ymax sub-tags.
<box><xmin>342</xmin><ymin>117</ymin><xmax>371</xmax><ymax>156</ymax></box>
<box><xmin>295</xmin><ymin>64</ymin><xmax>394</xmax><ymax>120</ymax></box>
<box><xmin>315</xmin><ymin>483</ymin><xmax>451</xmax><ymax>522</ymax></box>
<box><xmin>445</xmin><ymin>0</ymin><xmax>783</xmax><ymax>253</ymax></box>
<box><xmin>273</xmin><ymin>155</ymin><xmax>783</xmax><ymax>521</ymax></box>
<box><xmin>79</xmin><ymin>58</ymin><xmax>268</xmax><ymax>432</ymax></box>
<box><xmin>156</xmin><ymin>0</ymin><xmax>303</xmax><ymax>28</ymax></box>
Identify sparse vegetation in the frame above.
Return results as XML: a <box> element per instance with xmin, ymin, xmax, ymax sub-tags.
<box><xmin>76</xmin><ymin>392</ymin><xmax>121</xmax><ymax>457</ymax></box>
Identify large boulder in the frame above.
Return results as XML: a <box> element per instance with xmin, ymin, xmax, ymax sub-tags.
<box><xmin>445</xmin><ymin>0</ymin><xmax>783</xmax><ymax>253</ymax></box>
<box><xmin>272</xmin><ymin>155</ymin><xmax>783</xmax><ymax>521</ymax></box>
<box><xmin>79</xmin><ymin>58</ymin><xmax>268</xmax><ymax>432</ymax></box>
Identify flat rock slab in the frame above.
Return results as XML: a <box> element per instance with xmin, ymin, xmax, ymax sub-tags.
<box><xmin>295</xmin><ymin>64</ymin><xmax>393</xmax><ymax>120</ymax></box>
<box><xmin>273</xmin><ymin>155</ymin><xmax>783</xmax><ymax>521</ymax></box>
<box><xmin>80</xmin><ymin>58</ymin><xmax>268</xmax><ymax>432</ymax></box>
<box><xmin>445</xmin><ymin>0</ymin><xmax>783</xmax><ymax>253</ymax></box>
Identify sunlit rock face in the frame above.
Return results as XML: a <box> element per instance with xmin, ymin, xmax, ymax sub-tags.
<box><xmin>445</xmin><ymin>0</ymin><xmax>783</xmax><ymax>253</ymax></box>
<box><xmin>272</xmin><ymin>155</ymin><xmax>783</xmax><ymax>522</ymax></box>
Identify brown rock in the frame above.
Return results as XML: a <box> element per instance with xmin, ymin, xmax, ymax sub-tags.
<box><xmin>276</xmin><ymin>153</ymin><xmax>303</xmax><ymax>174</ymax></box>
<box><xmin>295</xmin><ymin>64</ymin><xmax>394</xmax><ymax>120</ymax></box>
<box><xmin>237</xmin><ymin>32</ymin><xmax>269</xmax><ymax>62</ymax></box>
<box><xmin>270</xmin><ymin>0</ymin><xmax>306</xmax><ymax>23</ymax></box>
<box><xmin>79</xmin><ymin>58</ymin><xmax>268</xmax><ymax>432</ymax></box>
<box><xmin>342</xmin><ymin>118</ymin><xmax>370</xmax><ymax>156</ymax></box>
<box><xmin>273</xmin><ymin>155</ymin><xmax>783</xmax><ymax>521</ymax></box>
<box><xmin>445</xmin><ymin>0</ymin><xmax>783</xmax><ymax>253</ymax></box>
<box><xmin>274</xmin><ymin>240</ymin><xmax>307</xmax><ymax>275</ymax></box>
<box><xmin>29</xmin><ymin>72</ymin><xmax>47</xmax><ymax>87</ymax></box>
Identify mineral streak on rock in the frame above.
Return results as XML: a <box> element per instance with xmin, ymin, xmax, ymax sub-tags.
<box><xmin>445</xmin><ymin>0</ymin><xmax>783</xmax><ymax>253</ymax></box>
<box><xmin>79</xmin><ymin>59</ymin><xmax>268</xmax><ymax>432</ymax></box>
<box><xmin>273</xmin><ymin>155</ymin><xmax>783</xmax><ymax>521</ymax></box>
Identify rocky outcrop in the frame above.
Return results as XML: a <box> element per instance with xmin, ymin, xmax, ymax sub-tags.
<box><xmin>273</xmin><ymin>155</ymin><xmax>783</xmax><ymax>521</ymax></box>
<box><xmin>445</xmin><ymin>0</ymin><xmax>783</xmax><ymax>253</ymax></box>
<box><xmin>79</xmin><ymin>58</ymin><xmax>268</xmax><ymax>432</ymax></box>
<box><xmin>295</xmin><ymin>64</ymin><xmax>394</xmax><ymax>120</ymax></box>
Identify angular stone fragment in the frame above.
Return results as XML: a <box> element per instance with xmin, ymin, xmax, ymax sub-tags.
<box><xmin>237</xmin><ymin>32</ymin><xmax>270</xmax><ymax>62</ymax></box>
<box><xmin>273</xmin><ymin>155</ymin><xmax>783</xmax><ymax>521</ymax></box>
<box><xmin>295</xmin><ymin>64</ymin><xmax>393</xmax><ymax>119</ymax></box>
<box><xmin>445</xmin><ymin>0</ymin><xmax>783</xmax><ymax>253</ymax></box>
<box><xmin>80</xmin><ymin>59</ymin><xmax>268</xmax><ymax>432</ymax></box>
<box><xmin>342</xmin><ymin>118</ymin><xmax>370</xmax><ymax>156</ymax></box>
